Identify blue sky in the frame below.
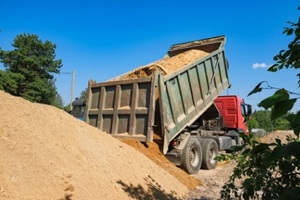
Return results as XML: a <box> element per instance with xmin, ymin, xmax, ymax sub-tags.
<box><xmin>1</xmin><ymin>1</ymin><xmax>299</xmax><ymax>111</ymax></box>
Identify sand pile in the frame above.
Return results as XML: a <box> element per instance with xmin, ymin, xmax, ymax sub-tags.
<box><xmin>0</xmin><ymin>91</ymin><xmax>194</xmax><ymax>200</ymax></box>
<box><xmin>259</xmin><ymin>130</ymin><xmax>296</xmax><ymax>143</ymax></box>
<box><xmin>121</xmin><ymin>139</ymin><xmax>201</xmax><ymax>190</ymax></box>
<box><xmin>123</xmin><ymin>49</ymin><xmax>209</xmax><ymax>80</ymax></box>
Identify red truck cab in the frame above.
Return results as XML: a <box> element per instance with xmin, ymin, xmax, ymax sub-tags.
<box><xmin>214</xmin><ymin>95</ymin><xmax>252</xmax><ymax>134</ymax></box>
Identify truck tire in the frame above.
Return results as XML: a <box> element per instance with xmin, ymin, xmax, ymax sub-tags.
<box><xmin>180</xmin><ymin>137</ymin><xmax>202</xmax><ymax>174</ymax></box>
<box><xmin>202</xmin><ymin>139</ymin><xmax>219</xmax><ymax>170</ymax></box>
<box><xmin>238</xmin><ymin>137</ymin><xmax>244</xmax><ymax>146</ymax></box>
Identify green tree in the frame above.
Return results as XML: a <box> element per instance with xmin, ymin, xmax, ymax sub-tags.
<box><xmin>0</xmin><ymin>33</ymin><xmax>62</xmax><ymax>105</ymax></box>
<box><xmin>252</xmin><ymin>110</ymin><xmax>273</xmax><ymax>131</ymax></box>
<box><xmin>0</xmin><ymin>70</ymin><xmax>24</xmax><ymax>95</ymax></box>
<box><xmin>273</xmin><ymin>114</ymin><xmax>292</xmax><ymax>130</ymax></box>
<box><xmin>79</xmin><ymin>88</ymin><xmax>87</xmax><ymax>100</ymax></box>
<box><xmin>53</xmin><ymin>92</ymin><xmax>64</xmax><ymax>108</ymax></box>
<box><xmin>252</xmin><ymin>110</ymin><xmax>291</xmax><ymax>132</ymax></box>
<box><xmin>221</xmin><ymin>7</ymin><xmax>300</xmax><ymax>200</ymax></box>
<box><xmin>247</xmin><ymin>116</ymin><xmax>259</xmax><ymax>131</ymax></box>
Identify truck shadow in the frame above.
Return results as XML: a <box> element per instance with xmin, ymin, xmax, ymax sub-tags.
<box><xmin>116</xmin><ymin>175</ymin><xmax>181</xmax><ymax>200</ymax></box>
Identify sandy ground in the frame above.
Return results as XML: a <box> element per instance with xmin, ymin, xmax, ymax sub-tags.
<box><xmin>0</xmin><ymin>91</ymin><xmax>190</xmax><ymax>200</ymax></box>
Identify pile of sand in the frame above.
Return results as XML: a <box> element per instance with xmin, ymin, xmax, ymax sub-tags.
<box><xmin>259</xmin><ymin>130</ymin><xmax>296</xmax><ymax>143</ymax></box>
<box><xmin>121</xmin><ymin>139</ymin><xmax>201</xmax><ymax>190</ymax></box>
<box><xmin>123</xmin><ymin>49</ymin><xmax>209</xmax><ymax>80</ymax></box>
<box><xmin>0</xmin><ymin>91</ymin><xmax>199</xmax><ymax>200</ymax></box>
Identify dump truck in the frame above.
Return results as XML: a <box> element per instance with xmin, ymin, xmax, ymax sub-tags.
<box><xmin>83</xmin><ymin>35</ymin><xmax>252</xmax><ymax>174</ymax></box>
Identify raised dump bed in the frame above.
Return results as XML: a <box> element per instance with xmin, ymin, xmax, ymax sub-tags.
<box><xmin>84</xmin><ymin>35</ymin><xmax>239</xmax><ymax>174</ymax></box>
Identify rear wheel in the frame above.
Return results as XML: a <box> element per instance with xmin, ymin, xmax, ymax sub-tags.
<box><xmin>238</xmin><ymin>137</ymin><xmax>244</xmax><ymax>146</ymax></box>
<box><xmin>202</xmin><ymin>139</ymin><xmax>219</xmax><ymax>170</ymax></box>
<box><xmin>181</xmin><ymin>137</ymin><xmax>202</xmax><ymax>174</ymax></box>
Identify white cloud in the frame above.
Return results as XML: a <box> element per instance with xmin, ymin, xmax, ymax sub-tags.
<box><xmin>252</xmin><ymin>63</ymin><xmax>270</xmax><ymax>69</ymax></box>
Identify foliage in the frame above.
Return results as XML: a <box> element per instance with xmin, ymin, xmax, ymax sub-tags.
<box><xmin>252</xmin><ymin>110</ymin><xmax>291</xmax><ymax>132</ymax></box>
<box><xmin>252</xmin><ymin>110</ymin><xmax>272</xmax><ymax>132</ymax></box>
<box><xmin>63</xmin><ymin>104</ymin><xmax>72</xmax><ymax>113</ymax></box>
<box><xmin>268</xmin><ymin>12</ymin><xmax>300</xmax><ymax>86</ymax></box>
<box><xmin>248</xmin><ymin>83</ymin><xmax>300</xmax><ymax>135</ymax></box>
<box><xmin>274</xmin><ymin>114</ymin><xmax>292</xmax><ymax>130</ymax></box>
<box><xmin>79</xmin><ymin>88</ymin><xmax>87</xmax><ymax>100</ymax></box>
<box><xmin>247</xmin><ymin>116</ymin><xmax>259</xmax><ymax>130</ymax></box>
<box><xmin>53</xmin><ymin>92</ymin><xmax>64</xmax><ymax>108</ymax></box>
<box><xmin>220</xmin><ymin>133</ymin><xmax>300</xmax><ymax>200</ymax></box>
<box><xmin>0</xmin><ymin>70</ymin><xmax>24</xmax><ymax>95</ymax></box>
<box><xmin>221</xmin><ymin>7</ymin><xmax>300</xmax><ymax>200</ymax></box>
<box><xmin>0</xmin><ymin>33</ymin><xmax>62</xmax><ymax>105</ymax></box>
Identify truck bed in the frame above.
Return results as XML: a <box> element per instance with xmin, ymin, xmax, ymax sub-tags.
<box><xmin>84</xmin><ymin>35</ymin><xmax>230</xmax><ymax>154</ymax></box>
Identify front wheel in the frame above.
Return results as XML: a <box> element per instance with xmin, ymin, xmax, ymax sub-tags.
<box><xmin>181</xmin><ymin>137</ymin><xmax>202</xmax><ymax>174</ymax></box>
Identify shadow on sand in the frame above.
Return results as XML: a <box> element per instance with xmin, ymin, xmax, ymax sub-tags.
<box><xmin>117</xmin><ymin>175</ymin><xmax>181</xmax><ymax>200</ymax></box>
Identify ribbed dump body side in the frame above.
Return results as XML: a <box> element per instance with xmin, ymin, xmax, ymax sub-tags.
<box><xmin>158</xmin><ymin>45</ymin><xmax>230</xmax><ymax>153</ymax></box>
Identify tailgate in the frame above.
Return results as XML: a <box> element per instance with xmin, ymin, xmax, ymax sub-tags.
<box><xmin>84</xmin><ymin>75</ymin><xmax>157</xmax><ymax>142</ymax></box>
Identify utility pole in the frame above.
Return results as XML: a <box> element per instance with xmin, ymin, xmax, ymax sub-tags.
<box><xmin>60</xmin><ymin>70</ymin><xmax>75</xmax><ymax>111</ymax></box>
<box><xmin>70</xmin><ymin>70</ymin><xmax>75</xmax><ymax>110</ymax></box>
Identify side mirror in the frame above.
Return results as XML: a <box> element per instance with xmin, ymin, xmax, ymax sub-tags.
<box><xmin>247</xmin><ymin>104</ymin><xmax>252</xmax><ymax>116</ymax></box>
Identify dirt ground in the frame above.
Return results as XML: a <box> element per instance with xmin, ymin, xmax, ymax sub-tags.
<box><xmin>0</xmin><ymin>90</ymin><xmax>295</xmax><ymax>200</ymax></box>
